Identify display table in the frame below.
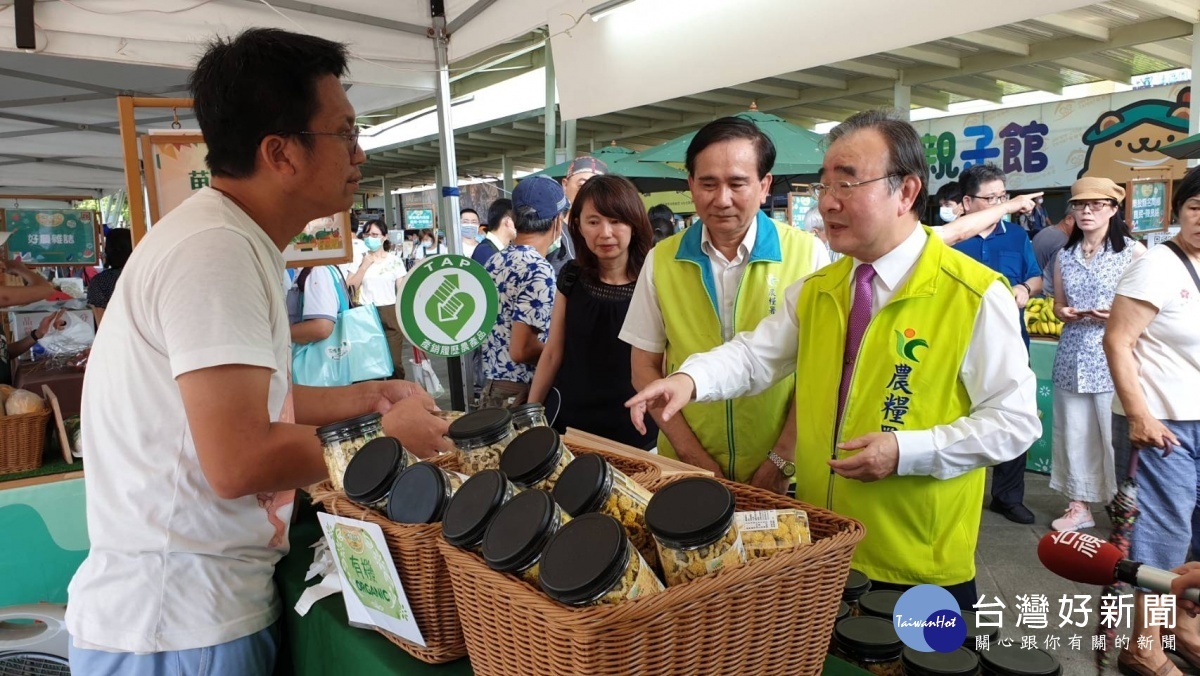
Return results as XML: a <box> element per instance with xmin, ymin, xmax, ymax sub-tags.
<box><xmin>277</xmin><ymin>494</ymin><xmax>870</xmax><ymax>676</ymax></box>
<box><xmin>13</xmin><ymin>360</ymin><xmax>85</xmax><ymax>418</ymax></box>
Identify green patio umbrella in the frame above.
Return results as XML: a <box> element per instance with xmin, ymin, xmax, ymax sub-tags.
<box><xmin>1158</xmin><ymin>132</ymin><xmax>1200</xmax><ymax>159</ymax></box>
<box><xmin>636</xmin><ymin>109</ymin><xmax>826</xmax><ymax>176</ymax></box>
<box><xmin>535</xmin><ymin>144</ymin><xmax>687</xmax><ymax>193</ymax></box>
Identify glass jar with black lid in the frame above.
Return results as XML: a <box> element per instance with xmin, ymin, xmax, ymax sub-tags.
<box><xmin>441</xmin><ymin>469</ymin><xmax>518</xmax><ymax>552</ymax></box>
<box><xmin>538</xmin><ymin>512</ymin><xmax>664</xmax><ymax>606</ymax></box>
<box><xmin>901</xmin><ymin>646</ymin><xmax>980</xmax><ymax>676</ymax></box>
<box><xmin>553</xmin><ymin>453</ymin><xmax>657</xmax><ymax>570</ymax></box>
<box><xmin>316</xmin><ymin>412</ymin><xmax>385</xmax><ymax>492</ymax></box>
<box><xmin>481</xmin><ymin>489</ymin><xmax>569</xmax><ymax>585</ymax></box>
<box><xmin>961</xmin><ymin>611</ymin><xmax>1000</xmax><ymax>653</ymax></box>
<box><xmin>978</xmin><ymin>645</ymin><xmax>1061</xmax><ymax>676</ymax></box>
<box><xmin>834</xmin><ymin>616</ymin><xmax>904</xmax><ymax>676</ymax></box>
<box><xmin>645</xmin><ymin>477</ymin><xmax>745</xmax><ymax>587</ymax></box>
<box><xmin>859</xmin><ymin>589</ymin><xmax>905</xmax><ymax>620</ymax></box>
<box><xmin>385</xmin><ymin>461</ymin><xmax>464</xmax><ymax>524</ymax></box>
<box><xmin>341</xmin><ymin>437</ymin><xmax>417</xmax><ymax>511</ymax></box>
<box><xmin>448</xmin><ymin>408</ymin><xmax>517</xmax><ymax>475</ymax></box>
<box><xmin>843</xmin><ymin>569</ymin><xmax>872</xmax><ymax>614</ymax></box>
<box><xmin>499</xmin><ymin>426</ymin><xmax>575</xmax><ymax>491</ymax></box>
<box><xmin>510</xmin><ymin>402</ymin><xmax>548</xmax><ymax>432</ymax></box>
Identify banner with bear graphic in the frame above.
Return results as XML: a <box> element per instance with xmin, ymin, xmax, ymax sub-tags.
<box><xmin>921</xmin><ymin>84</ymin><xmax>1190</xmax><ymax>192</ymax></box>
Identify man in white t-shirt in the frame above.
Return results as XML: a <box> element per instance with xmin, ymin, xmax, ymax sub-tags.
<box><xmin>67</xmin><ymin>29</ymin><xmax>450</xmax><ymax>675</ymax></box>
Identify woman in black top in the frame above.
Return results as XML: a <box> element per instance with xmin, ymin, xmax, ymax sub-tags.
<box><xmin>87</xmin><ymin>228</ymin><xmax>132</xmax><ymax>327</ymax></box>
<box><xmin>529</xmin><ymin>175</ymin><xmax>657</xmax><ymax>448</ymax></box>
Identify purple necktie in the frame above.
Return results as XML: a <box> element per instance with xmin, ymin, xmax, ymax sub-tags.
<box><xmin>837</xmin><ymin>263</ymin><xmax>876</xmax><ymax>426</ymax></box>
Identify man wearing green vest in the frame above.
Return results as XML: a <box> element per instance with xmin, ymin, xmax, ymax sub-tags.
<box><xmin>626</xmin><ymin>110</ymin><xmax>1040</xmax><ymax>608</ymax></box>
<box><xmin>620</xmin><ymin>117</ymin><xmax>828</xmax><ymax>493</ymax></box>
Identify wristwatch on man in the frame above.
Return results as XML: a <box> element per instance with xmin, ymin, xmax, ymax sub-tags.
<box><xmin>767</xmin><ymin>450</ymin><xmax>795</xmax><ymax>478</ymax></box>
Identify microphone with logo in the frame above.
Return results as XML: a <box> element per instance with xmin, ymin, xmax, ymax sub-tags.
<box><xmin>1037</xmin><ymin>531</ymin><xmax>1200</xmax><ymax>602</ymax></box>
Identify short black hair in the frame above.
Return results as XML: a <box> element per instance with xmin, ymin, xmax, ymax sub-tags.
<box><xmin>460</xmin><ymin>208</ymin><xmax>479</xmax><ymax>219</ymax></box>
<box><xmin>190</xmin><ymin>28</ymin><xmax>349</xmax><ymax>178</ymax></box>
<box><xmin>1175</xmin><ymin>165</ymin><xmax>1200</xmax><ymax>213</ymax></box>
<box><xmin>486</xmin><ymin>199</ymin><xmax>514</xmax><ymax>233</ymax></box>
<box><xmin>826</xmin><ymin>109</ymin><xmax>929</xmax><ymax>217</ymax></box>
<box><xmin>958</xmin><ymin>163</ymin><xmax>1007</xmax><ymax>200</ymax></box>
<box><xmin>103</xmin><ymin>228</ymin><xmax>133</xmax><ymax>270</ymax></box>
<box><xmin>685</xmin><ymin>117</ymin><xmax>775</xmax><ymax>180</ymax></box>
<box><xmin>648</xmin><ymin>204</ymin><xmax>675</xmax><ymax>222</ymax></box>
<box><xmin>934</xmin><ymin>182</ymin><xmax>962</xmax><ymax>204</ymax></box>
<box><xmin>514</xmin><ymin>206</ymin><xmax>562</xmax><ymax>234</ymax></box>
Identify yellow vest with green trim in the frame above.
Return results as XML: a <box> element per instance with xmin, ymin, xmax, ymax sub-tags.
<box><xmin>655</xmin><ymin>213</ymin><xmax>819</xmax><ymax>483</ymax></box>
<box><xmin>793</xmin><ymin>228</ymin><xmax>1002</xmax><ymax>586</ymax></box>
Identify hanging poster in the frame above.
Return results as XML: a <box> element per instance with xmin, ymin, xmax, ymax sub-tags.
<box><xmin>285</xmin><ymin>212</ymin><xmax>353</xmax><ymax>268</ymax></box>
<box><xmin>143</xmin><ymin>132</ymin><xmax>209</xmax><ymax>222</ymax></box>
<box><xmin>2</xmin><ymin>209</ymin><xmax>99</xmax><ymax>265</ymax></box>
<box><xmin>788</xmin><ymin>192</ymin><xmax>817</xmax><ymax>227</ymax></box>
<box><xmin>1126</xmin><ymin>178</ymin><xmax>1171</xmax><ymax>234</ymax></box>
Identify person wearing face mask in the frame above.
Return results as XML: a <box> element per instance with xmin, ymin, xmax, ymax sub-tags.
<box><xmin>459</xmin><ymin>208</ymin><xmax>481</xmax><ymax>257</ymax></box>
<box><xmin>344</xmin><ymin>219</ymin><xmax>407</xmax><ymax>379</ymax></box>
<box><xmin>935</xmin><ymin>183</ymin><xmax>963</xmax><ymax>225</ymax></box>
<box><xmin>480</xmin><ymin>175</ymin><xmax>567</xmax><ymax>408</ymax></box>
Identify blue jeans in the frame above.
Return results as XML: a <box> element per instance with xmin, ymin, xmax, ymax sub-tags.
<box><xmin>1113</xmin><ymin>415</ymin><xmax>1200</xmax><ymax>570</ymax></box>
<box><xmin>69</xmin><ymin>622</ymin><xmax>279</xmax><ymax>676</ymax></box>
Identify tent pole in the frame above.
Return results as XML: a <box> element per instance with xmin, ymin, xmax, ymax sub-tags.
<box><xmin>432</xmin><ymin>5</ymin><xmax>471</xmax><ymax>411</ymax></box>
<box><xmin>544</xmin><ymin>44</ymin><xmax>556</xmax><ymax>168</ymax></box>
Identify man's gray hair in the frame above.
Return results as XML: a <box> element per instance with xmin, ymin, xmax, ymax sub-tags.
<box><xmin>827</xmin><ymin>109</ymin><xmax>929</xmax><ymax>217</ymax></box>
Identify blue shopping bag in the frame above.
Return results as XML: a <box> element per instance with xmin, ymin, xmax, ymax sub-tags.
<box><xmin>292</xmin><ymin>268</ymin><xmax>394</xmax><ymax>386</ymax></box>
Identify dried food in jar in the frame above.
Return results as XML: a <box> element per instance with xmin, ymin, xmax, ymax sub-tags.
<box><xmin>385</xmin><ymin>461</ymin><xmax>464</xmax><ymax>524</ymax></box>
<box><xmin>342</xmin><ymin>437</ymin><xmax>416</xmax><ymax>511</ymax></box>
<box><xmin>833</xmin><ymin>616</ymin><xmax>904</xmax><ymax>676</ymax></box>
<box><xmin>553</xmin><ymin>454</ymin><xmax>657</xmax><ymax>569</ymax></box>
<box><xmin>482</xmin><ymin>489</ymin><xmax>570</xmax><ymax>585</ymax></box>
<box><xmin>539</xmin><ymin>512</ymin><xmax>664</xmax><ymax>607</ymax></box>
<box><xmin>448</xmin><ymin>408</ymin><xmax>516</xmax><ymax>475</ymax></box>
<box><xmin>442</xmin><ymin>469</ymin><xmax>517</xmax><ymax>552</ymax></box>
<box><xmin>500</xmin><ymin>426</ymin><xmax>575</xmax><ymax>492</ymax></box>
<box><xmin>735</xmin><ymin>509</ymin><xmax>812</xmax><ymax>560</ymax></box>
<box><xmin>316</xmin><ymin>412</ymin><xmax>385</xmax><ymax>492</ymax></box>
<box><xmin>645</xmin><ymin>477</ymin><xmax>745</xmax><ymax>587</ymax></box>
<box><xmin>509</xmin><ymin>402</ymin><xmax>548</xmax><ymax>432</ymax></box>
<box><xmin>843</xmin><ymin>568</ymin><xmax>872</xmax><ymax>614</ymax></box>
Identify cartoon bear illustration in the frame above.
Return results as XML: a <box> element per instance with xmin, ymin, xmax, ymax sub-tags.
<box><xmin>1078</xmin><ymin>88</ymin><xmax>1189</xmax><ymax>181</ymax></box>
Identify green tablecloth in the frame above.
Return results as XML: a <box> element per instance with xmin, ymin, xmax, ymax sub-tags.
<box><xmin>276</xmin><ymin>494</ymin><xmax>869</xmax><ymax>676</ymax></box>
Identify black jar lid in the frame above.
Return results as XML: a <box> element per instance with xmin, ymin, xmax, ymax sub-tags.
<box><xmin>835</xmin><ymin>616</ymin><xmax>903</xmax><ymax>662</ymax></box>
<box><xmin>482</xmin><ymin>489</ymin><xmax>560</xmax><ymax>572</ymax></box>
<box><xmin>387</xmin><ymin>462</ymin><xmax>452</xmax><ymax>524</ymax></box>
<box><xmin>448</xmin><ymin>407</ymin><xmax>513</xmax><ymax>441</ymax></box>
<box><xmin>901</xmin><ymin>646</ymin><xmax>980</xmax><ymax>676</ymax></box>
<box><xmin>645</xmin><ymin>477</ymin><xmax>735</xmax><ymax>548</ymax></box>
<box><xmin>499</xmin><ymin>427</ymin><xmax>562</xmax><ymax>486</ymax></box>
<box><xmin>843</xmin><ymin>569</ymin><xmax>872</xmax><ymax>601</ymax></box>
<box><xmin>510</xmin><ymin>402</ymin><xmax>545</xmax><ymax>421</ymax></box>
<box><xmin>552</xmin><ymin>454</ymin><xmax>613</xmax><ymax>516</ymax></box>
<box><xmin>538</xmin><ymin>512</ymin><xmax>630</xmax><ymax>606</ymax></box>
<box><xmin>442</xmin><ymin>469</ymin><xmax>511</xmax><ymax>548</ymax></box>
<box><xmin>859</xmin><ymin>589</ymin><xmax>905</xmax><ymax>620</ymax></box>
<box><xmin>978</xmin><ymin>645</ymin><xmax>1060</xmax><ymax>675</ymax></box>
<box><xmin>342</xmin><ymin>437</ymin><xmax>405</xmax><ymax>506</ymax></box>
<box><xmin>837</xmin><ymin>601</ymin><xmax>852</xmax><ymax>622</ymax></box>
<box><xmin>315</xmin><ymin>412</ymin><xmax>382</xmax><ymax>440</ymax></box>
<box><xmin>961</xmin><ymin>611</ymin><xmax>1000</xmax><ymax>649</ymax></box>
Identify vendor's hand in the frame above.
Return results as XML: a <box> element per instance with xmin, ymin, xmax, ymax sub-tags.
<box><xmin>625</xmin><ymin>373</ymin><xmax>695</xmax><ymax>435</ymax></box>
<box><xmin>1013</xmin><ymin>285</ymin><xmax>1030</xmax><ymax>309</ymax></box>
<box><xmin>381</xmin><ymin>395</ymin><xmax>452</xmax><ymax>458</ymax></box>
<box><xmin>830</xmin><ymin>433</ymin><xmax>899</xmax><ymax>482</ymax></box>
<box><xmin>1055</xmin><ymin>306</ymin><xmax>1082</xmax><ymax>323</ymax></box>
<box><xmin>1004</xmin><ymin>192</ymin><xmax>1043</xmax><ymax>216</ymax></box>
<box><xmin>38</xmin><ymin>310</ymin><xmax>66</xmax><ymax>337</ymax></box>
<box><xmin>372</xmin><ymin>380</ymin><xmax>428</xmax><ymax>413</ymax></box>
<box><xmin>749</xmin><ymin>457</ymin><xmax>789</xmax><ymax>495</ymax></box>
<box><xmin>1172</xmin><ymin>562</ymin><xmax>1200</xmax><ymax>617</ymax></box>
<box><xmin>1128</xmin><ymin>413</ymin><xmax>1179</xmax><ymax>452</ymax></box>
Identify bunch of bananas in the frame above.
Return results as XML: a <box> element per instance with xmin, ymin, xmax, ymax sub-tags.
<box><xmin>1025</xmin><ymin>296</ymin><xmax>1063</xmax><ymax>337</ymax></box>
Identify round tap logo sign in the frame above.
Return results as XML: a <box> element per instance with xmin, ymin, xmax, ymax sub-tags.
<box><xmin>893</xmin><ymin>585</ymin><xmax>966</xmax><ymax>653</ymax></box>
<box><xmin>397</xmin><ymin>254</ymin><xmax>499</xmax><ymax>358</ymax></box>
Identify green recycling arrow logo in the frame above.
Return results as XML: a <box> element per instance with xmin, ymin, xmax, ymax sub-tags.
<box><xmin>424</xmin><ymin>273</ymin><xmax>477</xmax><ymax>341</ymax></box>
<box><xmin>397</xmin><ymin>255</ymin><xmax>499</xmax><ymax>358</ymax></box>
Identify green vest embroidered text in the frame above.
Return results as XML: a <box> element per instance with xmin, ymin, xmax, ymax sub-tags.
<box><xmin>793</xmin><ymin>228</ymin><xmax>1002</xmax><ymax>585</ymax></box>
<box><xmin>655</xmin><ymin>212</ymin><xmax>818</xmax><ymax>483</ymax></box>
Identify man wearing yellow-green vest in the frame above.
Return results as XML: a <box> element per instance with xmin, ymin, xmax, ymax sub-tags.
<box><xmin>620</xmin><ymin>117</ymin><xmax>828</xmax><ymax>493</ymax></box>
<box><xmin>626</xmin><ymin>110</ymin><xmax>1040</xmax><ymax>609</ymax></box>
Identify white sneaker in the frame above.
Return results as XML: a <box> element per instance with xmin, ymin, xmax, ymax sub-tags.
<box><xmin>1051</xmin><ymin>502</ymin><xmax>1095</xmax><ymax>532</ymax></box>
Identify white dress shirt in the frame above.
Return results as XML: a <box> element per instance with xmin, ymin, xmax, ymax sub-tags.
<box><xmin>679</xmin><ymin>225</ymin><xmax>1039</xmax><ymax>480</ymax></box>
<box><xmin>620</xmin><ymin>218</ymin><xmax>831</xmax><ymax>351</ymax></box>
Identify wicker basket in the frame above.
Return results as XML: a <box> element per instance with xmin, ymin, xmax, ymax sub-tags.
<box><xmin>0</xmin><ymin>408</ymin><xmax>51</xmax><ymax>475</ymax></box>
<box><xmin>561</xmin><ymin>438</ymin><xmax>662</xmax><ymax>487</ymax></box>
<box><xmin>438</xmin><ymin>476</ymin><xmax>865</xmax><ymax>676</ymax></box>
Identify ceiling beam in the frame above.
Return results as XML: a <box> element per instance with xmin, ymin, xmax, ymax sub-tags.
<box><xmin>1056</xmin><ymin>55</ymin><xmax>1133</xmax><ymax>83</ymax></box>
<box><xmin>726</xmin><ymin>81</ymin><xmax>800</xmax><ymax>99</ymax></box>
<box><xmin>887</xmin><ymin>46</ymin><xmax>961</xmax><ymax>69</ymax></box>
<box><xmin>988</xmin><ymin>67</ymin><xmax>1064</xmax><ymax>94</ymax></box>
<box><xmin>0</xmin><ymin>111</ymin><xmax>121</xmax><ymax>135</ymax></box>
<box><xmin>829</xmin><ymin>60</ymin><xmax>899</xmax><ymax>80</ymax></box>
<box><xmin>952</xmin><ymin>30</ymin><xmax>1031</xmax><ymax>56</ymax></box>
<box><xmin>447</xmin><ymin>0</ymin><xmax>501</xmax><ymax>33</ymax></box>
<box><xmin>702</xmin><ymin>91</ymin><xmax>760</xmax><ymax>107</ymax></box>
<box><xmin>772</xmin><ymin>71</ymin><xmax>849</xmax><ymax>90</ymax></box>
<box><xmin>1123</xmin><ymin>0</ymin><xmax>1200</xmax><ymax>23</ymax></box>
<box><xmin>926</xmin><ymin>78</ymin><xmax>1005</xmax><ymax>103</ymax></box>
<box><xmin>908</xmin><ymin>88</ymin><xmax>952</xmax><ymax>110</ymax></box>
<box><xmin>0</xmin><ymin>154</ymin><xmax>123</xmax><ymax>172</ymax></box>
<box><xmin>651</xmin><ymin>99</ymin><xmax>718</xmax><ymax>114</ymax></box>
<box><xmin>231</xmin><ymin>0</ymin><xmax>428</xmax><ymax>35</ymax></box>
<box><xmin>1132</xmin><ymin>40</ymin><xmax>1193</xmax><ymax>66</ymax></box>
<box><xmin>620</xmin><ymin>106</ymin><xmax>683</xmax><ymax>122</ymax></box>
<box><xmin>1029</xmin><ymin>12</ymin><xmax>1110</xmax><ymax>41</ymax></box>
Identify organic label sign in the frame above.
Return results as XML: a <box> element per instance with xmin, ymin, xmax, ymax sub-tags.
<box><xmin>318</xmin><ymin>512</ymin><xmax>425</xmax><ymax>646</ymax></box>
<box><xmin>397</xmin><ymin>255</ymin><xmax>499</xmax><ymax>358</ymax></box>
<box><xmin>3</xmin><ymin>209</ymin><xmax>98</xmax><ymax>265</ymax></box>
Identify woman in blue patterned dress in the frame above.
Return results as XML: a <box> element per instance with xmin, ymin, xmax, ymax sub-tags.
<box><xmin>1048</xmin><ymin>177</ymin><xmax>1144</xmax><ymax>532</ymax></box>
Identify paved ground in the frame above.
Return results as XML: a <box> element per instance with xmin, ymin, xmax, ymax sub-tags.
<box><xmin>410</xmin><ymin>346</ymin><xmax>1155</xmax><ymax>675</ymax></box>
